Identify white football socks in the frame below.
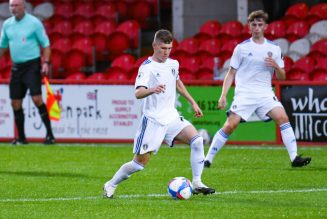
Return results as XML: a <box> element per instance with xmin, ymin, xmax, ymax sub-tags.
<box><xmin>108</xmin><ymin>159</ymin><xmax>144</xmax><ymax>187</ymax></box>
<box><xmin>205</xmin><ymin>129</ymin><xmax>229</xmax><ymax>163</ymax></box>
<box><xmin>280</xmin><ymin>122</ymin><xmax>298</xmax><ymax>161</ymax></box>
<box><xmin>190</xmin><ymin>135</ymin><xmax>205</xmax><ymax>182</ymax></box>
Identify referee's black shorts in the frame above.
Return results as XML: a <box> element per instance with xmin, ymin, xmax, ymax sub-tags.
<box><xmin>9</xmin><ymin>58</ymin><xmax>42</xmax><ymax>99</ymax></box>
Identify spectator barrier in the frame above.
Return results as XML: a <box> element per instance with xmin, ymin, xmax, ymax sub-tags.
<box><xmin>0</xmin><ymin>79</ymin><xmax>326</xmax><ymax>145</ymax></box>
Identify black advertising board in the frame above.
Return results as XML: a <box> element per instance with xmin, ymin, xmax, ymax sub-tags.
<box><xmin>281</xmin><ymin>85</ymin><xmax>327</xmax><ymax>142</ymax></box>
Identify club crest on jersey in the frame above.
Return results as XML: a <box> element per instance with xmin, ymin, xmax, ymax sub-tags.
<box><xmin>267</xmin><ymin>51</ymin><xmax>273</xmax><ymax>57</ymax></box>
<box><xmin>142</xmin><ymin>144</ymin><xmax>148</xmax><ymax>150</ymax></box>
<box><xmin>171</xmin><ymin>68</ymin><xmax>176</xmax><ymax>76</ymax></box>
<box><xmin>156</xmin><ymin>73</ymin><xmax>160</xmax><ymax>77</ymax></box>
<box><xmin>232</xmin><ymin>105</ymin><xmax>237</xmax><ymax>109</ymax></box>
<box><xmin>137</xmin><ymin>72</ymin><xmax>143</xmax><ymax>78</ymax></box>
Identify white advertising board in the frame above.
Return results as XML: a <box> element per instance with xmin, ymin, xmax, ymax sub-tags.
<box><xmin>0</xmin><ymin>85</ymin><xmax>14</xmax><ymax>138</ymax></box>
<box><xmin>0</xmin><ymin>84</ymin><xmax>142</xmax><ymax>140</ymax></box>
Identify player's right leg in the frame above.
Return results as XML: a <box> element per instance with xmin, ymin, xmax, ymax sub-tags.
<box><xmin>104</xmin><ymin>116</ymin><xmax>164</xmax><ymax>198</ymax></box>
<box><xmin>103</xmin><ymin>157</ymin><xmax>146</xmax><ymax>198</ymax></box>
<box><xmin>204</xmin><ymin>113</ymin><xmax>241</xmax><ymax>167</ymax></box>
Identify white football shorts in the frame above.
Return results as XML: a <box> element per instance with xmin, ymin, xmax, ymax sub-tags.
<box><xmin>229</xmin><ymin>95</ymin><xmax>283</xmax><ymax>121</ymax></box>
<box><xmin>133</xmin><ymin>115</ymin><xmax>191</xmax><ymax>155</ymax></box>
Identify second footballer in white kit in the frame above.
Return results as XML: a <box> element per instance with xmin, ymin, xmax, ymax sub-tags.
<box><xmin>103</xmin><ymin>29</ymin><xmax>215</xmax><ymax>198</ymax></box>
<box><xmin>204</xmin><ymin>10</ymin><xmax>311</xmax><ymax>168</ymax></box>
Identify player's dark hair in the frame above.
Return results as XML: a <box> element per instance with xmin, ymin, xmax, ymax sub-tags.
<box><xmin>248</xmin><ymin>10</ymin><xmax>269</xmax><ymax>23</ymax></box>
<box><xmin>153</xmin><ymin>29</ymin><xmax>173</xmax><ymax>44</ymax></box>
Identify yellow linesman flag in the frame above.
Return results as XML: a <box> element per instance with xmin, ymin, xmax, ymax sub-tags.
<box><xmin>44</xmin><ymin>77</ymin><xmax>61</xmax><ymax>121</ymax></box>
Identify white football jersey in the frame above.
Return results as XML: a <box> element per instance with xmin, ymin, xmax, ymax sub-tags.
<box><xmin>135</xmin><ymin>57</ymin><xmax>180</xmax><ymax>125</ymax></box>
<box><xmin>230</xmin><ymin>38</ymin><xmax>284</xmax><ymax>97</ymax></box>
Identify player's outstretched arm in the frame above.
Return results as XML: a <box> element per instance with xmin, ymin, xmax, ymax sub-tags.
<box><xmin>135</xmin><ymin>84</ymin><xmax>166</xmax><ymax>99</ymax></box>
<box><xmin>176</xmin><ymin>80</ymin><xmax>203</xmax><ymax>118</ymax></box>
<box><xmin>218</xmin><ymin>67</ymin><xmax>236</xmax><ymax>109</ymax></box>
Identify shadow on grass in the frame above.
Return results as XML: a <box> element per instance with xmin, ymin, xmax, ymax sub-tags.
<box><xmin>0</xmin><ymin>170</ymin><xmax>90</xmax><ymax>178</ymax></box>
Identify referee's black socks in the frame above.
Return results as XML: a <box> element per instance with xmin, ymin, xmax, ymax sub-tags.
<box><xmin>37</xmin><ymin>103</ymin><xmax>54</xmax><ymax>138</ymax></box>
<box><xmin>13</xmin><ymin>109</ymin><xmax>26</xmax><ymax>141</ymax></box>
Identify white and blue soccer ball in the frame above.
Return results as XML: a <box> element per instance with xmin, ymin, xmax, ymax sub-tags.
<box><xmin>167</xmin><ymin>177</ymin><xmax>193</xmax><ymax>200</ymax></box>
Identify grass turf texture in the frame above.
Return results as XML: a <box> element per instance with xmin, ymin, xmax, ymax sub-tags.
<box><xmin>0</xmin><ymin>143</ymin><xmax>326</xmax><ymax>218</ymax></box>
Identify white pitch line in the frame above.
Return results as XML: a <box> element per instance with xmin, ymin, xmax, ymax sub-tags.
<box><xmin>0</xmin><ymin>188</ymin><xmax>326</xmax><ymax>203</ymax></box>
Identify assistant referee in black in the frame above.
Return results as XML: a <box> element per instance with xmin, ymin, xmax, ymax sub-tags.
<box><xmin>0</xmin><ymin>0</ymin><xmax>55</xmax><ymax>144</ymax></box>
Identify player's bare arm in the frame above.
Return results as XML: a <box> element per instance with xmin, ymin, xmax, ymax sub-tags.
<box><xmin>41</xmin><ymin>47</ymin><xmax>51</xmax><ymax>75</ymax></box>
<box><xmin>176</xmin><ymin>80</ymin><xmax>203</xmax><ymax>117</ymax></box>
<box><xmin>135</xmin><ymin>84</ymin><xmax>166</xmax><ymax>99</ymax></box>
<box><xmin>218</xmin><ymin>67</ymin><xmax>236</xmax><ymax>109</ymax></box>
<box><xmin>264</xmin><ymin>57</ymin><xmax>286</xmax><ymax>80</ymax></box>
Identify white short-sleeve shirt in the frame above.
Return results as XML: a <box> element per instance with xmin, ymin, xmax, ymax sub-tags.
<box><xmin>230</xmin><ymin>38</ymin><xmax>284</xmax><ymax>98</ymax></box>
<box><xmin>135</xmin><ymin>57</ymin><xmax>180</xmax><ymax>125</ymax></box>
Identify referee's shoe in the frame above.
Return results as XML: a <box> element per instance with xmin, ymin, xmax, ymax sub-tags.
<box><xmin>44</xmin><ymin>135</ymin><xmax>55</xmax><ymax>144</ymax></box>
<box><xmin>12</xmin><ymin>138</ymin><xmax>28</xmax><ymax>145</ymax></box>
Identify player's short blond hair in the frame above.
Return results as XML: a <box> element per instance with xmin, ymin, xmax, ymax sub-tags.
<box><xmin>248</xmin><ymin>10</ymin><xmax>269</xmax><ymax>23</ymax></box>
<box><xmin>153</xmin><ymin>29</ymin><xmax>173</xmax><ymax>44</ymax></box>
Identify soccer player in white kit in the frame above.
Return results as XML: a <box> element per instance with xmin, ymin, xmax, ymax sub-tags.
<box><xmin>103</xmin><ymin>29</ymin><xmax>215</xmax><ymax>198</ymax></box>
<box><xmin>204</xmin><ymin>10</ymin><xmax>311</xmax><ymax>168</ymax></box>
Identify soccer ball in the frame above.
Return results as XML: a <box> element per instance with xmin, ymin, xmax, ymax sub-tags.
<box><xmin>167</xmin><ymin>177</ymin><xmax>193</xmax><ymax>200</ymax></box>
<box><xmin>198</xmin><ymin>129</ymin><xmax>211</xmax><ymax>145</ymax></box>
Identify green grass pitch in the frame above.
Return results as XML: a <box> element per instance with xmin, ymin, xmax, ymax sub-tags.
<box><xmin>0</xmin><ymin>143</ymin><xmax>326</xmax><ymax>218</ymax></box>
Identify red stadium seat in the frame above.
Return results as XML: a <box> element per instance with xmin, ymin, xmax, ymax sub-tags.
<box><xmin>106</xmin><ymin>31</ymin><xmax>130</xmax><ymax>60</ymax></box>
<box><xmin>196</xmin><ymin>68</ymin><xmax>213</xmax><ymax>80</ymax></box>
<box><xmin>106</xmin><ymin>67</ymin><xmax>129</xmax><ymax>81</ymax></box>
<box><xmin>287</xmin><ymin>56</ymin><xmax>314</xmax><ymax>80</ymax></box>
<box><xmin>116</xmin><ymin>20</ymin><xmax>141</xmax><ymax>49</ymax></box>
<box><xmin>111</xmin><ymin>54</ymin><xmax>136</xmax><ymax>73</ymax></box>
<box><xmin>115</xmin><ymin>1</ymin><xmax>128</xmax><ymax>20</ymax></box>
<box><xmin>65</xmin><ymin>72</ymin><xmax>86</xmax><ymax>80</ymax></box>
<box><xmin>198</xmin><ymin>38</ymin><xmax>221</xmax><ymax>57</ymax></box>
<box><xmin>87</xmin><ymin>72</ymin><xmax>107</xmax><ymax>80</ymax></box>
<box><xmin>51</xmin><ymin>37</ymin><xmax>71</xmax><ymax>54</ymax></box>
<box><xmin>265</xmin><ymin>20</ymin><xmax>286</xmax><ymax>40</ymax></box>
<box><xmin>240</xmin><ymin>24</ymin><xmax>251</xmax><ymax>41</ymax></box>
<box><xmin>176</xmin><ymin>37</ymin><xmax>199</xmax><ymax>55</ymax></box>
<box><xmin>285</xmin><ymin>21</ymin><xmax>309</xmax><ymax>43</ymax></box>
<box><xmin>306</xmin><ymin>3</ymin><xmax>327</xmax><ymax>26</ymax></box>
<box><xmin>73</xmin><ymin>3</ymin><xmax>94</xmax><ymax>18</ymax></box>
<box><xmin>94</xmin><ymin>20</ymin><xmax>117</xmax><ymax>36</ymax></box>
<box><xmin>71</xmin><ymin>36</ymin><xmax>94</xmax><ymax>65</ymax></box>
<box><xmin>170</xmin><ymin>49</ymin><xmax>190</xmax><ymax>61</ymax></box>
<box><xmin>311</xmin><ymin>56</ymin><xmax>327</xmax><ymax>80</ymax></box>
<box><xmin>92</xmin><ymin>33</ymin><xmax>108</xmax><ymax>61</ymax></box>
<box><xmin>62</xmin><ymin>49</ymin><xmax>87</xmax><ymax>73</ymax></box>
<box><xmin>130</xmin><ymin>1</ymin><xmax>152</xmax><ymax>28</ymax></box>
<box><xmin>73</xmin><ymin>20</ymin><xmax>94</xmax><ymax>36</ymax></box>
<box><xmin>199</xmin><ymin>55</ymin><xmax>216</xmax><ymax>70</ymax></box>
<box><xmin>308</xmin><ymin>39</ymin><xmax>327</xmax><ymax>60</ymax></box>
<box><xmin>51</xmin><ymin>20</ymin><xmax>73</xmax><ymax>36</ymax></box>
<box><xmin>193</xmin><ymin>32</ymin><xmax>212</xmax><ymax>45</ymax></box>
<box><xmin>287</xmin><ymin>71</ymin><xmax>310</xmax><ymax>81</ymax></box>
<box><xmin>54</xmin><ymin>3</ymin><xmax>73</xmax><ymax>18</ymax></box>
<box><xmin>219</xmin><ymin>39</ymin><xmax>239</xmax><ymax>64</ymax></box>
<box><xmin>283</xmin><ymin>56</ymin><xmax>294</xmax><ymax>73</ymax></box>
<box><xmin>311</xmin><ymin>71</ymin><xmax>327</xmax><ymax>81</ymax></box>
<box><xmin>179</xmin><ymin>68</ymin><xmax>196</xmax><ymax>81</ymax></box>
<box><xmin>50</xmin><ymin>49</ymin><xmax>63</xmax><ymax>79</ymax></box>
<box><xmin>178</xmin><ymin>56</ymin><xmax>200</xmax><ymax>74</ymax></box>
<box><xmin>285</xmin><ymin>3</ymin><xmax>309</xmax><ymax>20</ymax></box>
<box><xmin>199</xmin><ymin>20</ymin><xmax>221</xmax><ymax>38</ymax></box>
<box><xmin>94</xmin><ymin>2</ymin><xmax>117</xmax><ymax>20</ymax></box>
<box><xmin>218</xmin><ymin>20</ymin><xmax>243</xmax><ymax>43</ymax></box>
<box><xmin>129</xmin><ymin>56</ymin><xmax>148</xmax><ymax>79</ymax></box>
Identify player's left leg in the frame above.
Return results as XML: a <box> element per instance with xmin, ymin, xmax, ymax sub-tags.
<box><xmin>267</xmin><ymin>106</ymin><xmax>311</xmax><ymax>167</ymax></box>
<box><xmin>175</xmin><ymin>125</ymin><xmax>215</xmax><ymax>195</ymax></box>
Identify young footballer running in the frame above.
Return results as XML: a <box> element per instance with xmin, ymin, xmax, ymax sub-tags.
<box><xmin>204</xmin><ymin>10</ymin><xmax>311</xmax><ymax>168</ymax></box>
<box><xmin>103</xmin><ymin>29</ymin><xmax>215</xmax><ymax>198</ymax></box>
